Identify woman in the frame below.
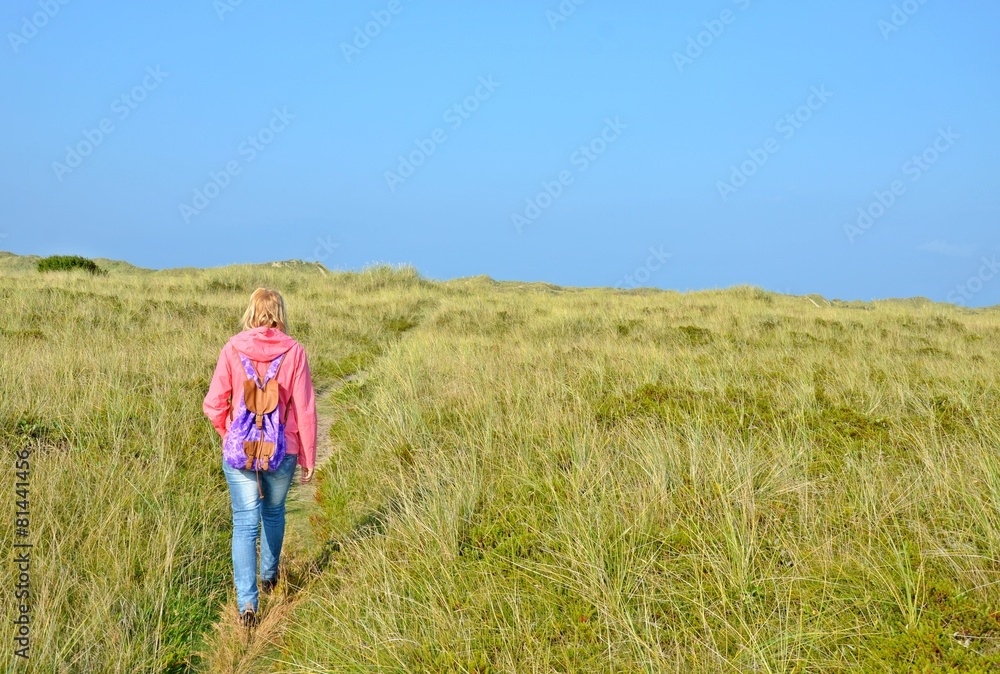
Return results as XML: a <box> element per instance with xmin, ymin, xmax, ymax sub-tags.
<box><xmin>203</xmin><ymin>287</ymin><xmax>317</xmax><ymax>627</ymax></box>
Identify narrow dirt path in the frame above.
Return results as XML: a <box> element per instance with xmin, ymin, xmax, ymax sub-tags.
<box><xmin>197</xmin><ymin>373</ymin><xmax>364</xmax><ymax>673</ymax></box>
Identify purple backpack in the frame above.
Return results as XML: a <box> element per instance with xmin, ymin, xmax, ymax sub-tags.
<box><xmin>223</xmin><ymin>350</ymin><xmax>288</xmax><ymax>486</ymax></box>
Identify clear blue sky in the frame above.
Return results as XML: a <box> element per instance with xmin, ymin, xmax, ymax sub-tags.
<box><xmin>2</xmin><ymin>1</ymin><xmax>998</xmax><ymax>305</ymax></box>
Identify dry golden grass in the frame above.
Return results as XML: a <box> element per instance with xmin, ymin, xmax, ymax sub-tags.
<box><xmin>3</xmin><ymin>257</ymin><xmax>1000</xmax><ymax>672</ymax></box>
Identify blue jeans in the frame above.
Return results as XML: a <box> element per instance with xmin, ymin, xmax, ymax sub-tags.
<box><xmin>222</xmin><ymin>454</ymin><xmax>297</xmax><ymax>613</ymax></box>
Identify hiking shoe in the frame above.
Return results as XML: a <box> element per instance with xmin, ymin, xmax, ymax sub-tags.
<box><xmin>261</xmin><ymin>576</ymin><xmax>278</xmax><ymax>595</ymax></box>
<box><xmin>239</xmin><ymin>605</ymin><xmax>258</xmax><ymax>628</ymax></box>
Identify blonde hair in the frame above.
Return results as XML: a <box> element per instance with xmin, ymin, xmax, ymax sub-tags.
<box><xmin>240</xmin><ymin>287</ymin><xmax>288</xmax><ymax>333</ymax></box>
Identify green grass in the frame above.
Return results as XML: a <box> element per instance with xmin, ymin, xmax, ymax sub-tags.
<box><xmin>2</xmin><ymin>255</ymin><xmax>1000</xmax><ymax>672</ymax></box>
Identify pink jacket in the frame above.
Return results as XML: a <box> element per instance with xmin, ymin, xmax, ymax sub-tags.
<box><xmin>203</xmin><ymin>327</ymin><xmax>318</xmax><ymax>471</ymax></box>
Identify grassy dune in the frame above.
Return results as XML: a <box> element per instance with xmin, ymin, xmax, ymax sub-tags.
<box><xmin>3</xmin><ymin>259</ymin><xmax>1000</xmax><ymax>671</ymax></box>
<box><xmin>0</xmin><ymin>261</ymin><xmax>434</xmax><ymax>672</ymax></box>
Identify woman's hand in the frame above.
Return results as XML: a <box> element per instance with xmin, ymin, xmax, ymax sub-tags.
<box><xmin>300</xmin><ymin>466</ymin><xmax>314</xmax><ymax>484</ymax></box>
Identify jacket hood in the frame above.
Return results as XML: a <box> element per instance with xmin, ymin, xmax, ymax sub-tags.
<box><xmin>229</xmin><ymin>327</ymin><xmax>297</xmax><ymax>361</ymax></box>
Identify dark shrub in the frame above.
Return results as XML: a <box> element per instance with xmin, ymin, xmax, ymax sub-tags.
<box><xmin>37</xmin><ymin>255</ymin><xmax>102</xmax><ymax>274</ymax></box>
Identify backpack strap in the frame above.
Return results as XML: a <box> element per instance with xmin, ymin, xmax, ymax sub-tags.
<box><xmin>267</xmin><ymin>354</ymin><xmax>293</xmax><ymax>424</ymax></box>
<box><xmin>235</xmin><ymin>348</ymin><xmax>262</xmax><ymax>387</ymax></box>
<box><xmin>234</xmin><ymin>350</ymin><xmax>285</xmax><ymax>388</ymax></box>
<box><xmin>262</xmin><ymin>352</ymin><xmax>285</xmax><ymax>385</ymax></box>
